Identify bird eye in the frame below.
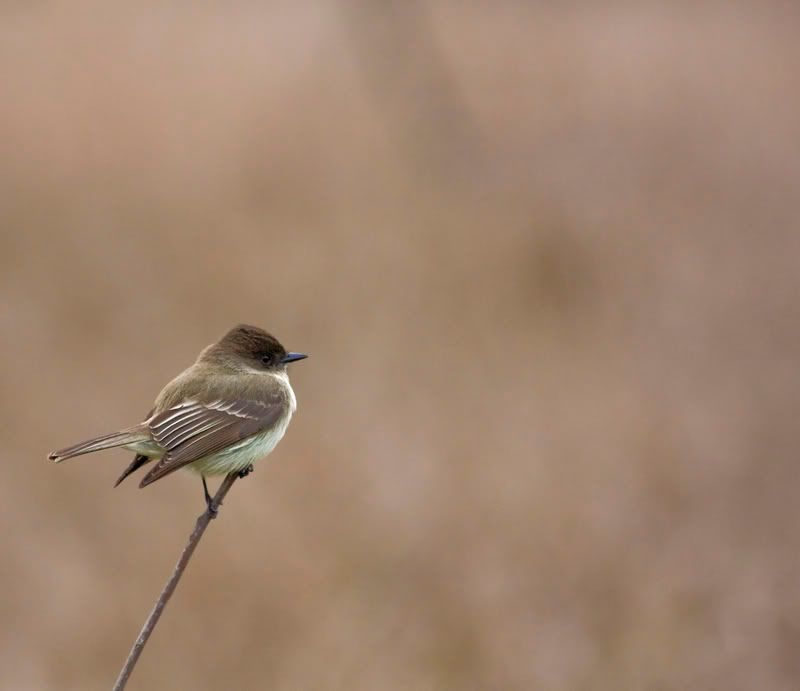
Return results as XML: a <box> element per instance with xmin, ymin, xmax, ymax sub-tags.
<box><xmin>260</xmin><ymin>354</ymin><xmax>272</xmax><ymax>365</ymax></box>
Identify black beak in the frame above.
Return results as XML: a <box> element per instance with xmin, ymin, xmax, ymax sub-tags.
<box><xmin>281</xmin><ymin>352</ymin><xmax>308</xmax><ymax>364</ymax></box>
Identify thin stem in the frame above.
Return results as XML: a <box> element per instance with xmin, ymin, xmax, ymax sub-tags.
<box><xmin>112</xmin><ymin>473</ymin><xmax>239</xmax><ymax>691</ymax></box>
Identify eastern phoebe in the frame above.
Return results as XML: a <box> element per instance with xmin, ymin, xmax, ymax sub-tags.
<box><xmin>48</xmin><ymin>325</ymin><xmax>307</xmax><ymax>508</ymax></box>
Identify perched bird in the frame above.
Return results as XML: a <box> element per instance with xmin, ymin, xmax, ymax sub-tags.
<box><xmin>49</xmin><ymin>324</ymin><xmax>307</xmax><ymax>508</ymax></box>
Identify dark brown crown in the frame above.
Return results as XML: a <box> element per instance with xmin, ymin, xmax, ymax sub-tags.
<box><xmin>217</xmin><ymin>324</ymin><xmax>287</xmax><ymax>360</ymax></box>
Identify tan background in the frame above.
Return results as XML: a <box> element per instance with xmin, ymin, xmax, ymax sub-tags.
<box><xmin>2</xmin><ymin>2</ymin><xmax>799</xmax><ymax>690</ymax></box>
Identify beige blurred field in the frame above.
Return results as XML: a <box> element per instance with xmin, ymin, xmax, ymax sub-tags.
<box><xmin>2</xmin><ymin>2</ymin><xmax>799</xmax><ymax>690</ymax></box>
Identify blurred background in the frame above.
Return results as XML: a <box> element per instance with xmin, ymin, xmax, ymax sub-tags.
<box><xmin>2</xmin><ymin>2</ymin><xmax>799</xmax><ymax>689</ymax></box>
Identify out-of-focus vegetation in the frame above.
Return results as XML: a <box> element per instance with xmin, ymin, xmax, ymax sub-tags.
<box><xmin>2</xmin><ymin>2</ymin><xmax>799</xmax><ymax>689</ymax></box>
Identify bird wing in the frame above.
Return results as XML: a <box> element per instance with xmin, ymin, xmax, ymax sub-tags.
<box><xmin>139</xmin><ymin>397</ymin><xmax>285</xmax><ymax>487</ymax></box>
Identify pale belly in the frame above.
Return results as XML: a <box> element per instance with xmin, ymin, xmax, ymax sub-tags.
<box><xmin>187</xmin><ymin>418</ymin><xmax>291</xmax><ymax>475</ymax></box>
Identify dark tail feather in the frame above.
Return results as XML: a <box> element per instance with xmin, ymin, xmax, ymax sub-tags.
<box><xmin>114</xmin><ymin>454</ymin><xmax>152</xmax><ymax>487</ymax></box>
<box><xmin>48</xmin><ymin>427</ymin><xmax>147</xmax><ymax>463</ymax></box>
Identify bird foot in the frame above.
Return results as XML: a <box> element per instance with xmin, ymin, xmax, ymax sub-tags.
<box><xmin>238</xmin><ymin>464</ymin><xmax>255</xmax><ymax>479</ymax></box>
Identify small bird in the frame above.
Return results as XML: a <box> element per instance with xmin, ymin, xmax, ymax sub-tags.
<box><xmin>49</xmin><ymin>325</ymin><xmax>307</xmax><ymax>509</ymax></box>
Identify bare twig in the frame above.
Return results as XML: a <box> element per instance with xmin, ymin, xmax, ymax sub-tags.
<box><xmin>112</xmin><ymin>473</ymin><xmax>239</xmax><ymax>691</ymax></box>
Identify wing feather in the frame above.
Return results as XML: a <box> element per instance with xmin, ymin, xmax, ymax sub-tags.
<box><xmin>152</xmin><ymin>407</ymin><xmax>208</xmax><ymax>438</ymax></box>
<box><xmin>159</xmin><ymin>416</ymin><xmax>229</xmax><ymax>448</ymax></box>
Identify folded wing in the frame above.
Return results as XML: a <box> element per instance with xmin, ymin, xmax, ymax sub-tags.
<box><xmin>139</xmin><ymin>398</ymin><xmax>285</xmax><ymax>487</ymax></box>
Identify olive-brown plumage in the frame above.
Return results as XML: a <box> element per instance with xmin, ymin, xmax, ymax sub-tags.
<box><xmin>48</xmin><ymin>325</ymin><xmax>307</xmax><ymax>500</ymax></box>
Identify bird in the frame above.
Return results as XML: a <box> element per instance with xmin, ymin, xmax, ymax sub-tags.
<box><xmin>48</xmin><ymin>324</ymin><xmax>307</xmax><ymax>509</ymax></box>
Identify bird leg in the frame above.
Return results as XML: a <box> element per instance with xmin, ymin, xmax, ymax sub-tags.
<box><xmin>202</xmin><ymin>476</ymin><xmax>217</xmax><ymax>517</ymax></box>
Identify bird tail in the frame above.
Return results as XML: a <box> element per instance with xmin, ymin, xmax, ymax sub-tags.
<box><xmin>48</xmin><ymin>426</ymin><xmax>148</xmax><ymax>463</ymax></box>
<box><xmin>114</xmin><ymin>454</ymin><xmax>152</xmax><ymax>487</ymax></box>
